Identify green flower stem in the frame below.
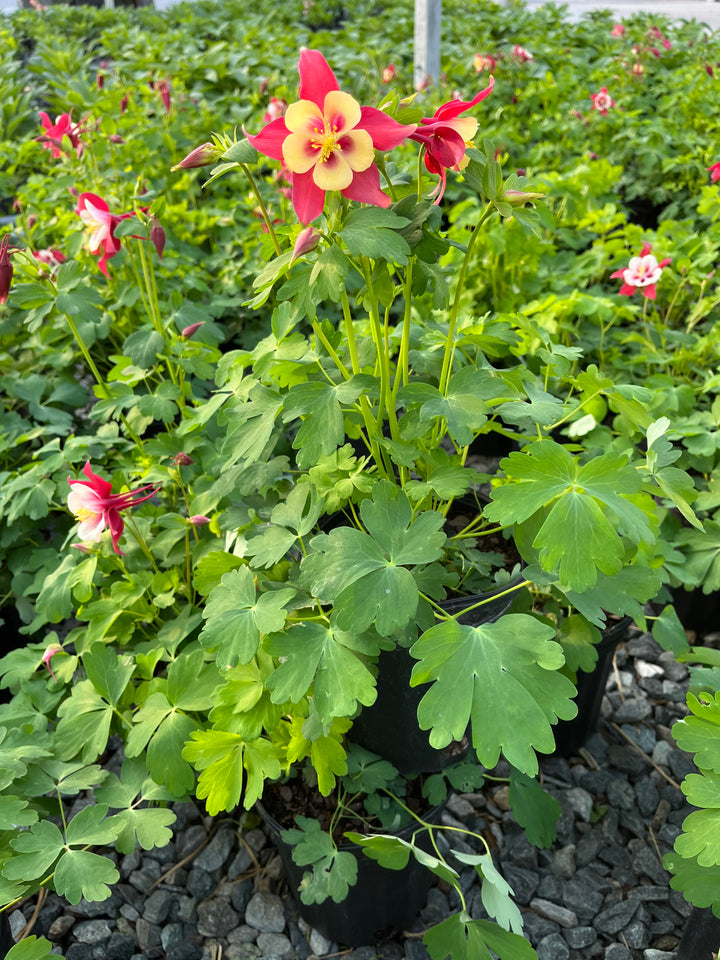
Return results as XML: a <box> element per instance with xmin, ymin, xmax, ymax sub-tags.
<box><xmin>438</xmin><ymin>202</ymin><xmax>495</xmax><ymax>397</ymax></box>
<box><xmin>311</xmin><ymin>321</ymin><xmax>352</xmax><ymax>380</ymax></box>
<box><xmin>391</xmin><ymin>257</ymin><xmax>414</xmax><ymax>400</ymax></box>
<box><xmin>241</xmin><ymin>163</ymin><xmax>282</xmax><ymax>256</ymax></box>
<box><xmin>362</xmin><ymin>259</ymin><xmax>400</xmax><ymax>444</ymax></box>
<box><xmin>546</xmin><ymin>388</ymin><xmax>605</xmax><ymax>431</ymax></box>
<box><xmin>64</xmin><ymin>313</ymin><xmax>144</xmax><ymax>448</ymax></box>
<box><xmin>124</xmin><ymin>243</ymin><xmax>158</xmax><ymax>332</ymax></box>
<box><xmin>340</xmin><ymin>287</ymin><xmax>392</xmax><ymax>479</ymax></box>
<box><xmin>124</xmin><ymin>515</ymin><xmax>161</xmax><ymax>574</ymax></box>
<box><xmin>435</xmin><ymin>578</ymin><xmax>532</xmax><ymax>622</ymax></box>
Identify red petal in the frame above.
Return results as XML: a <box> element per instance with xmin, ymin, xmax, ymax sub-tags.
<box><xmin>618</xmin><ymin>283</ymin><xmax>635</xmax><ymax>296</ymax></box>
<box><xmin>291</xmin><ymin>170</ymin><xmax>326</xmax><ymax>224</ymax></box>
<box><xmin>432</xmin><ymin>76</ymin><xmax>494</xmax><ymax>122</ymax></box>
<box><xmin>81</xmin><ymin>461</ymin><xmax>113</xmax><ymax>497</ymax></box>
<box><xmin>639</xmin><ymin>242</ymin><xmax>652</xmax><ymax>257</ymax></box>
<box><xmin>245</xmin><ymin>117</ymin><xmax>289</xmax><ymax>162</ymax></box>
<box><xmin>341</xmin><ymin>164</ymin><xmax>391</xmax><ymax>208</ymax></box>
<box><xmin>107</xmin><ymin>508</ymin><xmax>125</xmax><ymax>554</ymax></box>
<box><xmin>359</xmin><ymin>106</ymin><xmax>416</xmax><ymax>150</ymax></box>
<box><xmin>643</xmin><ymin>285</ymin><xmax>657</xmax><ymax>300</ymax></box>
<box><xmin>298</xmin><ymin>48</ymin><xmax>339</xmax><ymax>109</ymax></box>
<box><xmin>658</xmin><ymin>257</ymin><xmax>672</xmax><ymax>268</ymax></box>
<box><xmin>76</xmin><ymin>192</ymin><xmax>110</xmax><ymax>214</ymax></box>
<box><xmin>425</xmin><ymin>129</ymin><xmax>466</xmax><ymax>169</ymax></box>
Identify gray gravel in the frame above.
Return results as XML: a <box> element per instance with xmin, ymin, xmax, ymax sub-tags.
<box><xmin>5</xmin><ymin>630</ymin><xmax>704</xmax><ymax>959</ymax></box>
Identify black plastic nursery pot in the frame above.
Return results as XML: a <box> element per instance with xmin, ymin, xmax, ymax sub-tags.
<box><xmin>552</xmin><ymin>616</ymin><xmax>633</xmax><ymax>758</ymax></box>
<box><xmin>676</xmin><ymin>905</ymin><xmax>720</xmax><ymax>960</ymax></box>
<box><xmin>350</xmin><ymin>581</ymin><xmax>518</xmax><ymax>774</ymax></box>
<box><xmin>1</xmin><ymin>911</ymin><xmax>14</xmax><ymax>959</ymax></box>
<box><xmin>256</xmin><ymin>797</ymin><xmax>444</xmax><ymax>947</ymax></box>
<box><xmin>670</xmin><ymin>586</ymin><xmax>720</xmax><ymax>639</ymax></box>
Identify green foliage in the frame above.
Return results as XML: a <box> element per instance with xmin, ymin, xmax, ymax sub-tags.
<box><xmin>507</xmin><ymin>769</ymin><xmax>562</xmax><ymax>849</ymax></box>
<box><xmin>283</xmin><ymin>816</ymin><xmax>358</xmax><ymax>905</ymax></box>
<box><xmin>411</xmin><ymin>614</ymin><xmax>577</xmax><ymax>776</ymax></box>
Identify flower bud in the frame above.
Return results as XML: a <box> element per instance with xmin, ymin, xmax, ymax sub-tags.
<box><xmin>0</xmin><ymin>235</ymin><xmax>13</xmax><ymax>305</ymax></box>
<box><xmin>150</xmin><ymin>217</ymin><xmax>166</xmax><ymax>259</ymax></box>
<box><xmin>171</xmin><ymin>142</ymin><xmax>218</xmax><ymax>171</ymax></box>
<box><xmin>172</xmin><ymin>452</ymin><xmax>194</xmax><ymax>466</ymax></box>
<box><xmin>501</xmin><ymin>189</ymin><xmax>545</xmax><ymax>206</ymax></box>
<box><xmin>180</xmin><ymin>322</ymin><xmax>203</xmax><ymax>339</ymax></box>
<box><xmin>189</xmin><ymin>515</ymin><xmax>211</xmax><ymax>526</ymax></box>
<box><xmin>42</xmin><ymin>643</ymin><xmax>63</xmax><ymax>682</ymax></box>
<box><xmin>290</xmin><ymin>226</ymin><xmax>320</xmax><ymax>264</ymax></box>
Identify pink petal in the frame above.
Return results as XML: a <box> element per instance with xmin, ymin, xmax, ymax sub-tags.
<box><xmin>298</xmin><ymin>48</ymin><xmax>339</xmax><ymax>109</ymax></box>
<box><xmin>658</xmin><ymin>257</ymin><xmax>672</xmax><ymax>268</ymax></box>
<box><xmin>359</xmin><ymin>106</ymin><xmax>416</xmax><ymax>150</ymax></box>
<box><xmin>432</xmin><ymin>76</ymin><xmax>494</xmax><ymax>122</ymax></box>
<box><xmin>245</xmin><ymin>117</ymin><xmax>290</xmax><ymax>162</ymax></box>
<box><xmin>291</xmin><ymin>169</ymin><xmax>326</xmax><ymax>224</ymax></box>
<box><xmin>107</xmin><ymin>508</ymin><xmax>125</xmax><ymax>554</ymax></box>
<box><xmin>618</xmin><ymin>283</ymin><xmax>635</xmax><ymax>296</ymax></box>
<box><xmin>341</xmin><ymin>164</ymin><xmax>391</xmax><ymax>208</ymax></box>
<box><xmin>76</xmin><ymin>192</ymin><xmax>110</xmax><ymax>215</ymax></box>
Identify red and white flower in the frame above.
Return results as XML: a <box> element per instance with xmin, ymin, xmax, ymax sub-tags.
<box><xmin>590</xmin><ymin>87</ymin><xmax>615</xmax><ymax>116</ymax></box>
<box><xmin>610</xmin><ymin>242</ymin><xmax>671</xmax><ymax>300</ymax></box>
<box><xmin>38</xmin><ymin>112</ymin><xmax>88</xmax><ymax>159</ymax></box>
<box><xmin>246</xmin><ymin>48</ymin><xmax>415</xmax><ymax>224</ymax></box>
<box><xmin>75</xmin><ymin>192</ymin><xmax>141</xmax><ymax>276</ymax></box>
<box><xmin>67</xmin><ymin>461</ymin><xmax>160</xmax><ymax>555</ymax></box>
<box><xmin>512</xmin><ymin>45</ymin><xmax>533</xmax><ymax>62</ymax></box>
<box><xmin>263</xmin><ymin>97</ymin><xmax>288</xmax><ymax>124</ymax></box>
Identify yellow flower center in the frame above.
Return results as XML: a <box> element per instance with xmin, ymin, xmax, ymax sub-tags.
<box><xmin>74</xmin><ymin>506</ymin><xmax>96</xmax><ymax>522</ymax></box>
<box><xmin>312</xmin><ymin>123</ymin><xmax>342</xmax><ymax>163</ymax></box>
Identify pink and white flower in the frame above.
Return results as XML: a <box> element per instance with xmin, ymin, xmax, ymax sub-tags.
<box><xmin>38</xmin><ymin>112</ymin><xmax>88</xmax><ymax>159</ymax></box>
<box><xmin>512</xmin><ymin>45</ymin><xmax>533</xmax><ymax>62</ymax></box>
<box><xmin>67</xmin><ymin>461</ymin><xmax>160</xmax><ymax>555</ymax></box>
<box><xmin>75</xmin><ymin>192</ymin><xmax>141</xmax><ymax>276</ymax></box>
<box><xmin>610</xmin><ymin>242</ymin><xmax>671</xmax><ymax>300</ymax></box>
<box><xmin>262</xmin><ymin>97</ymin><xmax>288</xmax><ymax>124</ymax></box>
<box><xmin>590</xmin><ymin>87</ymin><xmax>615</xmax><ymax>116</ymax></box>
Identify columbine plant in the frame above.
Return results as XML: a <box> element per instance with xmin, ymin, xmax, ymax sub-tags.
<box><xmin>0</xmin><ymin>33</ymin><xmax>708</xmax><ymax>960</ymax></box>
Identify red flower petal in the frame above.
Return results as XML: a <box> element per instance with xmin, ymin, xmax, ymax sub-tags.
<box><xmin>298</xmin><ymin>48</ymin><xmax>339</xmax><ymax>109</ymax></box>
<box><xmin>432</xmin><ymin>77</ymin><xmax>494</xmax><ymax>122</ymax></box>
<box><xmin>291</xmin><ymin>169</ymin><xmax>326</xmax><ymax>224</ymax></box>
<box><xmin>359</xmin><ymin>106</ymin><xmax>416</xmax><ymax>150</ymax></box>
<box><xmin>245</xmin><ymin>117</ymin><xmax>290</xmax><ymax>162</ymax></box>
<box><xmin>340</xmin><ymin>164</ymin><xmax>391</xmax><ymax>208</ymax></box>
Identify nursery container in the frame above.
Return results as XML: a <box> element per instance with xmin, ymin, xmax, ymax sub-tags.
<box><xmin>256</xmin><ymin>796</ymin><xmax>444</xmax><ymax>946</ymax></box>
<box><xmin>1</xmin><ymin>911</ymin><xmax>14</xmax><ymax>959</ymax></box>
<box><xmin>350</xmin><ymin>581</ymin><xmax>518</xmax><ymax>774</ymax></box>
<box><xmin>676</xmin><ymin>906</ymin><xmax>720</xmax><ymax>960</ymax></box>
<box><xmin>552</xmin><ymin>617</ymin><xmax>632</xmax><ymax>757</ymax></box>
<box><xmin>670</xmin><ymin>586</ymin><xmax>720</xmax><ymax>639</ymax></box>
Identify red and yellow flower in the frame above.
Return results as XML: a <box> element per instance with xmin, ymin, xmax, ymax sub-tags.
<box><xmin>246</xmin><ymin>48</ymin><xmax>415</xmax><ymax>224</ymax></box>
